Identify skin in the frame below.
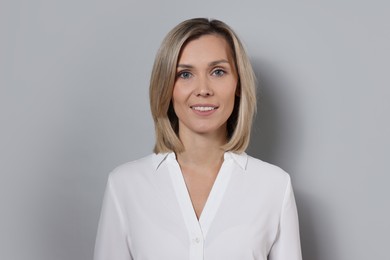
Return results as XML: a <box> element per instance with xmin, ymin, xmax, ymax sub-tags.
<box><xmin>172</xmin><ymin>34</ymin><xmax>238</xmax><ymax>219</ymax></box>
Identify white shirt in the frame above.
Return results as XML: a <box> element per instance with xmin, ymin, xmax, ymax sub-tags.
<box><xmin>94</xmin><ymin>152</ymin><xmax>302</xmax><ymax>260</ymax></box>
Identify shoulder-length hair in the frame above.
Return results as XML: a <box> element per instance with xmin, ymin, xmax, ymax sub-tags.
<box><xmin>149</xmin><ymin>18</ymin><xmax>257</xmax><ymax>154</ymax></box>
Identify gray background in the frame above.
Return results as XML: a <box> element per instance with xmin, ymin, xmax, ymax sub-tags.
<box><xmin>1</xmin><ymin>0</ymin><xmax>389</xmax><ymax>259</ymax></box>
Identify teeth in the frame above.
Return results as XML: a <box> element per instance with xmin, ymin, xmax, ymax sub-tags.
<box><xmin>192</xmin><ymin>106</ymin><xmax>216</xmax><ymax>111</ymax></box>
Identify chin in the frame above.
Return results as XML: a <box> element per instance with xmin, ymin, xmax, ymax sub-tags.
<box><xmin>194</xmin><ymin>126</ymin><xmax>226</xmax><ymax>136</ymax></box>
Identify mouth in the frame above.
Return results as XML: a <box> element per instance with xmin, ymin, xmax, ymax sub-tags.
<box><xmin>190</xmin><ymin>106</ymin><xmax>218</xmax><ymax>111</ymax></box>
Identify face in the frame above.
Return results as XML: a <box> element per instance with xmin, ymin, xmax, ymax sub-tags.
<box><xmin>172</xmin><ymin>34</ymin><xmax>238</xmax><ymax>140</ymax></box>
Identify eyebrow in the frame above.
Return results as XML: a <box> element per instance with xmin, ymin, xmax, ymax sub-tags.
<box><xmin>177</xmin><ymin>59</ymin><xmax>230</xmax><ymax>69</ymax></box>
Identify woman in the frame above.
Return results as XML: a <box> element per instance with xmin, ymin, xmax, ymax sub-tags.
<box><xmin>94</xmin><ymin>18</ymin><xmax>302</xmax><ymax>260</ymax></box>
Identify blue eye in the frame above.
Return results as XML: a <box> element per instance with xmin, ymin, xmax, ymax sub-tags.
<box><xmin>178</xmin><ymin>71</ymin><xmax>192</xmax><ymax>79</ymax></box>
<box><xmin>212</xmin><ymin>69</ymin><xmax>225</xmax><ymax>77</ymax></box>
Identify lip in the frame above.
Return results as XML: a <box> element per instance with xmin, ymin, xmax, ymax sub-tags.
<box><xmin>190</xmin><ymin>104</ymin><xmax>219</xmax><ymax>116</ymax></box>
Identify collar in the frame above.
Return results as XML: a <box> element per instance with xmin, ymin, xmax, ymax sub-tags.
<box><xmin>225</xmin><ymin>151</ymin><xmax>248</xmax><ymax>170</ymax></box>
<box><xmin>152</xmin><ymin>151</ymin><xmax>248</xmax><ymax>172</ymax></box>
<box><xmin>152</xmin><ymin>152</ymin><xmax>171</xmax><ymax>170</ymax></box>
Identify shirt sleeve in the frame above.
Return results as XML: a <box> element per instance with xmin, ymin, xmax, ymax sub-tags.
<box><xmin>268</xmin><ymin>177</ymin><xmax>302</xmax><ymax>260</ymax></box>
<box><xmin>94</xmin><ymin>176</ymin><xmax>133</xmax><ymax>260</ymax></box>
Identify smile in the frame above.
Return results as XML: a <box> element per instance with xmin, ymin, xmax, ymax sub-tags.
<box><xmin>190</xmin><ymin>106</ymin><xmax>218</xmax><ymax>111</ymax></box>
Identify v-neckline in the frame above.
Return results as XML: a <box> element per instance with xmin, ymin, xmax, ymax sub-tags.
<box><xmin>167</xmin><ymin>152</ymin><xmax>234</xmax><ymax>239</ymax></box>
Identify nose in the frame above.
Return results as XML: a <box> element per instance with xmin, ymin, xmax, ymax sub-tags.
<box><xmin>195</xmin><ymin>76</ymin><xmax>213</xmax><ymax>97</ymax></box>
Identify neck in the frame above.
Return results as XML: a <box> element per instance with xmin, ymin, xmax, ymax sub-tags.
<box><xmin>176</xmin><ymin>129</ymin><xmax>227</xmax><ymax>167</ymax></box>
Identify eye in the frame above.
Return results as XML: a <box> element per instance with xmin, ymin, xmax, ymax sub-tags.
<box><xmin>177</xmin><ymin>71</ymin><xmax>192</xmax><ymax>79</ymax></box>
<box><xmin>212</xmin><ymin>69</ymin><xmax>225</xmax><ymax>77</ymax></box>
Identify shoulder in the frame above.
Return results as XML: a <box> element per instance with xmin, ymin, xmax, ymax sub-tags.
<box><xmin>243</xmin><ymin>153</ymin><xmax>291</xmax><ymax>187</ymax></box>
<box><xmin>246</xmin><ymin>154</ymin><xmax>289</xmax><ymax>177</ymax></box>
<box><xmin>107</xmin><ymin>153</ymin><xmax>161</xmax><ymax>185</ymax></box>
<box><xmin>234</xmin><ymin>154</ymin><xmax>294</xmax><ymax>208</ymax></box>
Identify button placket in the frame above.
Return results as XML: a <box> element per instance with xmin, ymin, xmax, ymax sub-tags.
<box><xmin>167</xmin><ymin>157</ymin><xmax>205</xmax><ymax>259</ymax></box>
<box><xmin>189</xmin><ymin>232</ymin><xmax>204</xmax><ymax>260</ymax></box>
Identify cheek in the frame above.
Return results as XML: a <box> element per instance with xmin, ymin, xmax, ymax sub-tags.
<box><xmin>172</xmin><ymin>85</ymin><xmax>191</xmax><ymax>119</ymax></box>
<box><xmin>225</xmin><ymin>89</ymin><xmax>238</xmax><ymax>117</ymax></box>
<box><xmin>225</xmin><ymin>85</ymin><xmax>238</xmax><ymax>107</ymax></box>
<box><xmin>172</xmin><ymin>84</ymin><xmax>188</xmax><ymax>103</ymax></box>
<box><xmin>172</xmin><ymin>86</ymin><xmax>179</xmax><ymax>102</ymax></box>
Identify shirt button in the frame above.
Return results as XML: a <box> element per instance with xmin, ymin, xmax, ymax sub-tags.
<box><xmin>194</xmin><ymin>237</ymin><xmax>200</xmax><ymax>243</ymax></box>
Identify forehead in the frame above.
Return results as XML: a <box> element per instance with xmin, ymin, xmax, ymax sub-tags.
<box><xmin>178</xmin><ymin>34</ymin><xmax>234</xmax><ymax>64</ymax></box>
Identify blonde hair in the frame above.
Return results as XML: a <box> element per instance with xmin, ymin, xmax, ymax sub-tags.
<box><xmin>149</xmin><ymin>18</ymin><xmax>257</xmax><ymax>153</ymax></box>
